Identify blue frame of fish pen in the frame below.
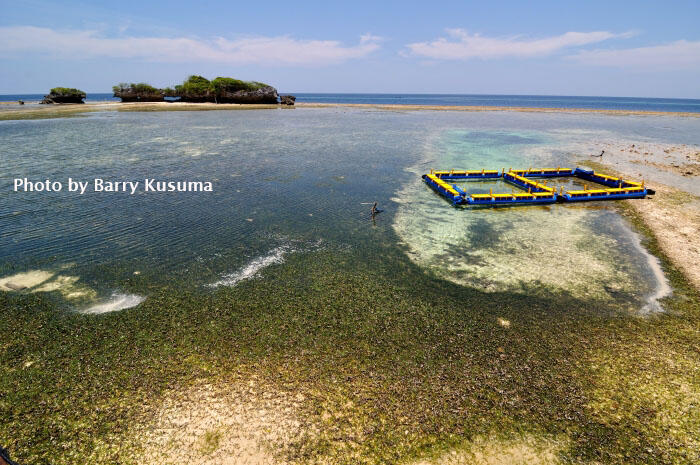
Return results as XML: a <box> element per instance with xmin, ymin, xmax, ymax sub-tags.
<box><xmin>422</xmin><ymin>167</ymin><xmax>650</xmax><ymax>207</ymax></box>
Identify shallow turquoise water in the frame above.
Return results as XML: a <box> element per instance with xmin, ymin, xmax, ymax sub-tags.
<box><xmin>1</xmin><ymin>108</ymin><xmax>698</xmax><ymax>313</ymax></box>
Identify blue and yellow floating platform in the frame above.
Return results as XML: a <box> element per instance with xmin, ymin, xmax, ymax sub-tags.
<box><xmin>422</xmin><ymin>167</ymin><xmax>652</xmax><ymax>207</ymax></box>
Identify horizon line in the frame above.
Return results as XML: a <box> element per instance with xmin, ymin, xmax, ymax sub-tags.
<box><xmin>1</xmin><ymin>91</ymin><xmax>700</xmax><ymax>101</ymax></box>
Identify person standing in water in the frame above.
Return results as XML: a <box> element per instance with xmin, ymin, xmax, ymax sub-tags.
<box><xmin>370</xmin><ymin>202</ymin><xmax>379</xmax><ymax>217</ymax></box>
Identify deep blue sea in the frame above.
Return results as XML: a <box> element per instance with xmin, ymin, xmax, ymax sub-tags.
<box><xmin>2</xmin><ymin>92</ymin><xmax>700</xmax><ymax>113</ymax></box>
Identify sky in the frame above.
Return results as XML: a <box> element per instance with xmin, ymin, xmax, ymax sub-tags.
<box><xmin>1</xmin><ymin>0</ymin><xmax>699</xmax><ymax>97</ymax></box>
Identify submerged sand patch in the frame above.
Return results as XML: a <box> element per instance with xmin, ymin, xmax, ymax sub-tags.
<box><xmin>394</xmin><ymin>129</ymin><xmax>684</xmax><ymax>311</ymax></box>
<box><xmin>133</xmin><ymin>380</ymin><xmax>304</xmax><ymax>465</ymax></box>
<box><xmin>0</xmin><ymin>269</ymin><xmax>97</xmax><ymax>301</ymax></box>
<box><xmin>412</xmin><ymin>434</ymin><xmax>566</xmax><ymax>465</ymax></box>
<box><xmin>395</xmin><ymin>203</ymin><xmax>643</xmax><ymax>301</ymax></box>
<box><xmin>0</xmin><ymin>270</ymin><xmax>54</xmax><ymax>291</ymax></box>
<box><xmin>394</xmin><ymin>178</ymin><xmax>662</xmax><ymax>309</ymax></box>
<box><xmin>0</xmin><ymin>269</ymin><xmax>147</xmax><ymax>313</ymax></box>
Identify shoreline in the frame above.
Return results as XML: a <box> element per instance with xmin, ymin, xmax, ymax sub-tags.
<box><xmin>296</xmin><ymin>102</ymin><xmax>700</xmax><ymax>117</ymax></box>
<box><xmin>579</xmin><ymin>143</ymin><xmax>700</xmax><ymax>291</ymax></box>
<box><xmin>1</xmin><ymin>100</ymin><xmax>699</xmax><ymax>120</ymax></box>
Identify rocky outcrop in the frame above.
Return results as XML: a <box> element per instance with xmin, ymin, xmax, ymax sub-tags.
<box><xmin>113</xmin><ymin>84</ymin><xmax>165</xmax><ymax>102</ymax></box>
<box><xmin>217</xmin><ymin>86</ymin><xmax>279</xmax><ymax>104</ymax></box>
<box><xmin>113</xmin><ymin>90</ymin><xmax>164</xmax><ymax>102</ymax></box>
<box><xmin>40</xmin><ymin>87</ymin><xmax>86</xmax><ymax>104</ymax></box>
<box><xmin>279</xmin><ymin>95</ymin><xmax>296</xmax><ymax>106</ymax></box>
<box><xmin>176</xmin><ymin>86</ymin><xmax>279</xmax><ymax>104</ymax></box>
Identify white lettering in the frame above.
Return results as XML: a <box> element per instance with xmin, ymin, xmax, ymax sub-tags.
<box><xmin>12</xmin><ymin>178</ymin><xmax>211</xmax><ymax>194</ymax></box>
<box><xmin>68</xmin><ymin>178</ymin><xmax>88</xmax><ymax>194</ymax></box>
<box><xmin>128</xmin><ymin>181</ymin><xmax>139</xmax><ymax>195</ymax></box>
<box><xmin>13</xmin><ymin>178</ymin><xmax>62</xmax><ymax>192</ymax></box>
<box><xmin>142</xmin><ymin>179</ymin><xmax>213</xmax><ymax>192</ymax></box>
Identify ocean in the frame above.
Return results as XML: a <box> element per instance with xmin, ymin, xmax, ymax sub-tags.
<box><xmin>2</xmin><ymin>92</ymin><xmax>700</xmax><ymax>113</ymax></box>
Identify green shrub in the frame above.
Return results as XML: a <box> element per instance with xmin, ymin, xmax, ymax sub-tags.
<box><xmin>112</xmin><ymin>75</ymin><xmax>273</xmax><ymax>102</ymax></box>
<box><xmin>50</xmin><ymin>87</ymin><xmax>86</xmax><ymax>98</ymax></box>
<box><xmin>113</xmin><ymin>83</ymin><xmax>161</xmax><ymax>95</ymax></box>
<box><xmin>210</xmin><ymin>77</ymin><xmax>268</xmax><ymax>93</ymax></box>
<box><xmin>175</xmin><ymin>75</ymin><xmax>211</xmax><ymax>96</ymax></box>
<box><xmin>130</xmin><ymin>83</ymin><xmax>160</xmax><ymax>93</ymax></box>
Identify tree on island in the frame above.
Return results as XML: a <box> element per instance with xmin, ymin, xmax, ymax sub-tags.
<box><xmin>40</xmin><ymin>87</ymin><xmax>86</xmax><ymax>104</ymax></box>
<box><xmin>112</xmin><ymin>83</ymin><xmax>165</xmax><ymax>102</ymax></box>
<box><xmin>173</xmin><ymin>75</ymin><xmax>212</xmax><ymax>102</ymax></box>
<box><xmin>176</xmin><ymin>75</ymin><xmax>278</xmax><ymax>103</ymax></box>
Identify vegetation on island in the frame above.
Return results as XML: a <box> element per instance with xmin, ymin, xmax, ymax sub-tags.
<box><xmin>49</xmin><ymin>87</ymin><xmax>86</xmax><ymax>99</ymax></box>
<box><xmin>40</xmin><ymin>87</ymin><xmax>86</xmax><ymax>104</ymax></box>
<box><xmin>112</xmin><ymin>83</ymin><xmax>166</xmax><ymax>102</ymax></box>
<box><xmin>112</xmin><ymin>75</ymin><xmax>280</xmax><ymax>104</ymax></box>
<box><xmin>112</xmin><ymin>83</ymin><xmax>161</xmax><ymax>95</ymax></box>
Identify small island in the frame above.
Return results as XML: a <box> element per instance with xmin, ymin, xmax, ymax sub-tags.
<box><xmin>113</xmin><ymin>75</ymin><xmax>294</xmax><ymax>105</ymax></box>
<box><xmin>40</xmin><ymin>87</ymin><xmax>86</xmax><ymax>104</ymax></box>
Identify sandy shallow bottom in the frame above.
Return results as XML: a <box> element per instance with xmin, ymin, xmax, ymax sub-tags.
<box><xmin>0</xmin><ymin>268</ymin><xmax>145</xmax><ymax>312</ymax></box>
<box><xmin>2</xmin><ymin>101</ymin><xmax>699</xmax><ymax>121</ymax></box>
<box><xmin>411</xmin><ymin>434</ymin><xmax>567</xmax><ymax>465</ymax></box>
<box><xmin>133</xmin><ymin>380</ymin><xmax>303</xmax><ymax>465</ymax></box>
<box><xmin>392</xmin><ymin>129</ymin><xmax>675</xmax><ymax>312</ymax></box>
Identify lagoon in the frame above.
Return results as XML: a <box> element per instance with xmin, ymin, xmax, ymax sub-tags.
<box><xmin>1</xmin><ymin>107</ymin><xmax>700</xmax><ymax>464</ymax></box>
<box><xmin>2</xmin><ymin>107</ymin><xmax>696</xmax><ymax>310</ymax></box>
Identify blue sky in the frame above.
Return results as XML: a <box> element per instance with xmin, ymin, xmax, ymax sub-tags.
<box><xmin>1</xmin><ymin>0</ymin><xmax>699</xmax><ymax>97</ymax></box>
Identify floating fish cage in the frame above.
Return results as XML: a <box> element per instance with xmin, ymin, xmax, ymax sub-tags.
<box><xmin>422</xmin><ymin>167</ymin><xmax>652</xmax><ymax>207</ymax></box>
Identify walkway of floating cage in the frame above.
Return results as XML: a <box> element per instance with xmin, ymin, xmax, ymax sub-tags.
<box><xmin>422</xmin><ymin>167</ymin><xmax>652</xmax><ymax>206</ymax></box>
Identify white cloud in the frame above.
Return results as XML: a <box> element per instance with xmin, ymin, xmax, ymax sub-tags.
<box><xmin>569</xmin><ymin>40</ymin><xmax>700</xmax><ymax>69</ymax></box>
<box><xmin>405</xmin><ymin>29</ymin><xmax>631</xmax><ymax>60</ymax></box>
<box><xmin>0</xmin><ymin>26</ymin><xmax>380</xmax><ymax>65</ymax></box>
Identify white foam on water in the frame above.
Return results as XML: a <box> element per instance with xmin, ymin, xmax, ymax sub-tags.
<box><xmin>209</xmin><ymin>246</ymin><xmax>290</xmax><ymax>288</ymax></box>
<box><xmin>81</xmin><ymin>293</ymin><xmax>146</xmax><ymax>314</ymax></box>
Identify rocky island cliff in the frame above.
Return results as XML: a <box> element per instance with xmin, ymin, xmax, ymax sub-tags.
<box><xmin>113</xmin><ymin>76</ymin><xmax>292</xmax><ymax>105</ymax></box>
